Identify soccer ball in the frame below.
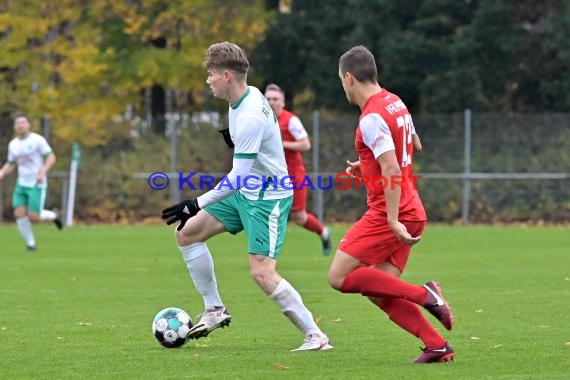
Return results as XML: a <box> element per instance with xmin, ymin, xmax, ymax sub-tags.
<box><xmin>152</xmin><ymin>307</ymin><xmax>193</xmax><ymax>348</ymax></box>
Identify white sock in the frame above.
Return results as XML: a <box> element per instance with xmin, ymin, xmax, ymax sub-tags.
<box><xmin>16</xmin><ymin>217</ymin><xmax>35</xmax><ymax>247</ymax></box>
<box><xmin>270</xmin><ymin>279</ymin><xmax>323</xmax><ymax>337</ymax></box>
<box><xmin>179</xmin><ymin>243</ymin><xmax>223</xmax><ymax>310</ymax></box>
<box><xmin>40</xmin><ymin>209</ymin><xmax>57</xmax><ymax>221</ymax></box>
<box><xmin>321</xmin><ymin>227</ymin><xmax>330</xmax><ymax>239</ymax></box>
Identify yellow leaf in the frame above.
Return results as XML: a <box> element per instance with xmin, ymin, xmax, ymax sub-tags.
<box><xmin>272</xmin><ymin>363</ymin><xmax>289</xmax><ymax>370</ymax></box>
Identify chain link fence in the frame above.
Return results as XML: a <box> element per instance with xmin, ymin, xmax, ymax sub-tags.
<box><xmin>1</xmin><ymin>111</ymin><xmax>568</xmax><ymax>224</ymax></box>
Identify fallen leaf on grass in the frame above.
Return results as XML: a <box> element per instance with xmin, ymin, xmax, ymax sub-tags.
<box><xmin>77</xmin><ymin>322</ymin><xmax>92</xmax><ymax>327</ymax></box>
<box><xmin>492</xmin><ymin>344</ymin><xmax>503</xmax><ymax>348</ymax></box>
<box><xmin>564</xmin><ymin>342</ymin><xmax>570</xmax><ymax>346</ymax></box>
<box><xmin>470</xmin><ymin>336</ymin><xmax>481</xmax><ymax>340</ymax></box>
<box><xmin>195</xmin><ymin>343</ymin><xmax>209</xmax><ymax>348</ymax></box>
<box><xmin>475</xmin><ymin>309</ymin><xmax>483</xmax><ymax>313</ymax></box>
<box><xmin>332</xmin><ymin>318</ymin><xmax>342</xmax><ymax>323</ymax></box>
<box><xmin>1</xmin><ymin>327</ymin><xmax>7</xmax><ymax>331</ymax></box>
<box><xmin>564</xmin><ymin>277</ymin><xmax>569</xmax><ymax>281</ymax></box>
<box><xmin>539</xmin><ymin>325</ymin><xmax>550</xmax><ymax>329</ymax></box>
<box><xmin>57</xmin><ymin>336</ymin><xmax>64</xmax><ymax>340</ymax></box>
<box><xmin>315</xmin><ymin>316</ymin><xmax>322</xmax><ymax>325</ymax></box>
<box><xmin>272</xmin><ymin>363</ymin><xmax>289</xmax><ymax>370</ymax></box>
<box><xmin>191</xmin><ymin>354</ymin><xmax>200</xmax><ymax>360</ymax></box>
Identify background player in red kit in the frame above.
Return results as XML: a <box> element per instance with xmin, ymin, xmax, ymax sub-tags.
<box><xmin>327</xmin><ymin>45</ymin><xmax>455</xmax><ymax>364</ymax></box>
<box><xmin>265</xmin><ymin>83</ymin><xmax>332</xmax><ymax>255</ymax></box>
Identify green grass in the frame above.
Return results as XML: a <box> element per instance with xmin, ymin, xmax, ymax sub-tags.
<box><xmin>0</xmin><ymin>223</ymin><xmax>569</xmax><ymax>379</ymax></box>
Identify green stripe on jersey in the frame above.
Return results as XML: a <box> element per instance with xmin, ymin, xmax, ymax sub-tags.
<box><xmin>233</xmin><ymin>153</ymin><xmax>257</xmax><ymax>159</ymax></box>
<box><xmin>230</xmin><ymin>87</ymin><xmax>251</xmax><ymax>110</ymax></box>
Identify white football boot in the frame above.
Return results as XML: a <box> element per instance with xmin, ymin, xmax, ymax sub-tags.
<box><xmin>187</xmin><ymin>306</ymin><xmax>232</xmax><ymax>339</ymax></box>
<box><xmin>290</xmin><ymin>334</ymin><xmax>334</xmax><ymax>351</ymax></box>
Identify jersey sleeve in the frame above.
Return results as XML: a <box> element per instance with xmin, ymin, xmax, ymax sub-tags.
<box><xmin>233</xmin><ymin>116</ymin><xmax>263</xmax><ymax>159</ymax></box>
<box><xmin>196</xmin><ymin>156</ymin><xmax>255</xmax><ymax>208</ymax></box>
<box><xmin>360</xmin><ymin>113</ymin><xmax>395</xmax><ymax>159</ymax></box>
<box><xmin>288</xmin><ymin>116</ymin><xmax>308</xmax><ymax>141</ymax></box>
<box><xmin>7</xmin><ymin>142</ymin><xmax>15</xmax><ymax>163</ymax></box>
<box><xmin>37</xmin><ymin>135</ymin><xmax>53</xmax><ymax>156</ymax></box>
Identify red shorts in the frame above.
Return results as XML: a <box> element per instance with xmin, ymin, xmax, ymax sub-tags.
<box><xmin>338</xmin><ymin>209</ymin><xmax>426</xmax><ymax>272</ymax></box>
<box><xmin>290</xmin><ymin>170</ymin><xmax>307</xmax><ymax>212</ymax></box>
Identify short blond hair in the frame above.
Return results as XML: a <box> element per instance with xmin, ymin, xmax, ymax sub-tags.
<box><xmin>265</xmin><ymin>83</ymin><xmax>284</xmax><ymax>95</ymax></box>
<box><xmin>204</xmin><ymin>42</ymin><xmax>249</xmax><ymax>74</ymax></box>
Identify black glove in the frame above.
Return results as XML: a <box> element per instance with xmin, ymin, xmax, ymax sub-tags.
<box><xmin>218</xmin><ymin>128</ymin><xmax>234</xmax><ymax>148</ymax></box>
<box><xmin>161</xmin><ymin>198</ymin><xmax>200</xmax><ymax>231</ymax></box>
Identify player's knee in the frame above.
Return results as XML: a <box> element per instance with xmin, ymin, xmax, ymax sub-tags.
<box><xmin>14</xmin><ymin>208</ymin><xmax>26</xmax><ymax>219</ymax></box>
<box><xmin>327</xmin><ymin>271</ymin><xmax>344</xmax><ymax>291</ymax></box>
<box><xmin>175</xmin><ymin>225</ymin><xmax>200</xmax><ymax>246</ymax></box>
<box><xmin>291</xmin><ymin>211</ymin><xmax>306</xmax><ymax>225</ymax></box>
<box><xmin>27</xmin><ymin>213</ymin><xmax>39</xmax><ymax>222</ymax></box>
<box><xmin>249</xmin><ymin>265</ymin><xmax>270</xmax><ymax>286</ymax></box>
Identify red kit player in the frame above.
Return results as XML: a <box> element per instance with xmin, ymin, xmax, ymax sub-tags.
<box><xmin>265</xmin><ymin>83</ymin><xmax>332</xmax><ymax>255</ymax></box>
<box><xmin>327</xmin><ymin>45</ymin><xmax>455</xmax><ymax>364</ymax></box>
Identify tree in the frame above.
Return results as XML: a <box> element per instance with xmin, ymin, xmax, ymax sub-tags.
<box><xmin>0</xmin><ymin>0</ymin><xmax>272</xmax><ymax>146</ymax></box>
<box><xmin>252</xmin><ymin>0</ymin><xmax>568</xmax><ymax>112</ymax></box>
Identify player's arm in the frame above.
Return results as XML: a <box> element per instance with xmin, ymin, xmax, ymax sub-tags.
<box><xmin>196</xmin><ymin>156</ymin><xmax>254</xmax><ymax>208</ymax></box>
<box><xmin>37</xmin><ymin>136</ymin><xmax>56</xmax><ymax>183</ymax></box>
<box><xmin>378</xmin><ymin>151</ymin><xmax>420</xmax><ymax>245</ymax></box>
<box><xmin>0</xmin><ymin>146</ymin><xmax>17</xmax><ymax>181</ymax></box>
<box><xmin>410</xmin><ymin>122</ymin><xmax>422</xmax><ymax>152</ymax></box>
<box><xmin>162</xmin><ymin>117</ymin><xmax>261</xmax><ymax>230</ymax></box>
<box><xmin>361</xmin><ymin>114</ymin><xmax>420</xmax><ymax>245</ymax></box>
<box><xmin>0</xmin><ymin>162</ymin><xmax>15</xmax><ymax>181</ymax></box>
<box><xmin>378</xmin><ymin>150</ymin><xmax>402</xmax><ymax>223</ymax></box>
<box><xmin>412</xmin><ymin>133</ymin><xmax>422</xmax><ymax>152</ymax></box>
<box><xmin>282</xmin><ymin>115</ymin><xmax>310</xmax><ymax>151</ymax></box>
<box><xmin>37</xmin><ymin>152</ymin><xmax>56</xmax><ymax>183</ymax></box>
<box><xmin>283</xmin><ymin>138</ymin><xmax>310</xmax><ymax>151</ymax></box>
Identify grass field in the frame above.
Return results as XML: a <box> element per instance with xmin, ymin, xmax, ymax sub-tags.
<box><xmin>1</xmin><ymin>223</ymin><xmax>568</xmax><ymax>379</ymax></box>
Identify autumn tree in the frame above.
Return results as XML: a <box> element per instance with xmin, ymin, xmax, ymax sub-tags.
<box><xmin>0</xmin><ymin>0</ymin><xmax>271</xmax><ymax>146</ymax></box>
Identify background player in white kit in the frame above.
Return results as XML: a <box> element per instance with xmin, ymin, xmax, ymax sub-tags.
<box><xmin>0</xmin><ymin>112</ymin><xmax>63</xmax><ymax>251</ymax></box>
<box><xmin>161</xmin><ymin>42</ymin><xmax>332</xmax><ymax>351</ymax></box>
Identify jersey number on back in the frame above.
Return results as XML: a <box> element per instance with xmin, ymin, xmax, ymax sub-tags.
<box><xmin>396</xmin><ymin>114</ymin><xmax>413</xmax><ymax>167</ymax></box>
<box><xmin>260</xmin><ymin>96</ymin><xmax>276</xmax><ymax>122</ymax></box>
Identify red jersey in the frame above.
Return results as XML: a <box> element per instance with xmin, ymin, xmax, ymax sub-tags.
<box><xmin>278</xmin><ymin>109</ymin><xmax>308</xmax><ymax>175</ymax></box>
<box><xmin>355</xmin><ymin>89</ymin><xmax>426</xmax><ymax>221</ymax></box>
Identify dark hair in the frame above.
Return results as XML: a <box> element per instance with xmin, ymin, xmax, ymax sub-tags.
<box><xmin>339</xmin><ymin>45</ymin><xmax>378</xmax><ymax>83</ymax></box>
<box><xmin>13</xmin><ymin>111</ymin><xmax>31</xmax><ymax>124</ymax></box>
<box><xmin>204</xmin><ymin>42</ymin><xmax>249</xmax><ymax>74</ymax></box>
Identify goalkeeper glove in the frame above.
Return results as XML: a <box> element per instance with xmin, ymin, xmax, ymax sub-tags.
<box><xmin>161</xmin><ymin>198</ymin><xmax>200</xmax><ymax>231</ymax></box>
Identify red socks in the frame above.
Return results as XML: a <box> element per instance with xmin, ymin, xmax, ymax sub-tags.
<box><xmin>378</xmin><ymin>298</ymin><xmax>446</xmax><ymax>349</ymax></box>
<box><xmin>340</xmin><ymin>267</ymin><xmax>427</xmax><ymax>305</ymax></box>
<box><xmin>302</xmin><ymin>213</ymin><xmax>324</xmax><ymax>235</ymax></box>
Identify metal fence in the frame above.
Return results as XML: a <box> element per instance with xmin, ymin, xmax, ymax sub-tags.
<box><xmin>1</xmin><ymin>110</ymin><xmax>568</xmax><ymax>224</ymax></box>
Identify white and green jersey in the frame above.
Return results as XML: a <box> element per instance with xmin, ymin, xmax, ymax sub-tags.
<box><xmin>229</xmin><ymin>86</ymin><xmax>292</xmax><ymax>200</ymax></box>
<box><xmin>7</xmin><ymin>132</ymin><xmax>52</xmax><ymax>188</ymax></box>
